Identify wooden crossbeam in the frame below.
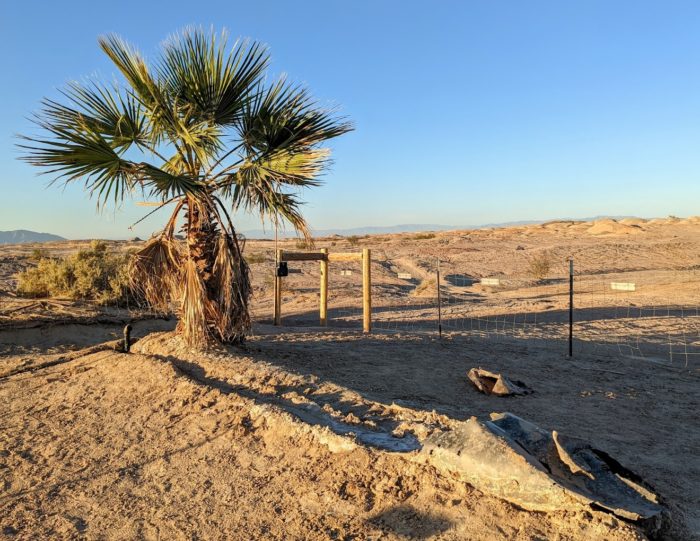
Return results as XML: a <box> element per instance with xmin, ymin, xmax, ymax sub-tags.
<box><xmin>328</xmin><ymin>252</ymin><xmax>363</xmax><ymax>262</ymax></box>
<box><xmin>279</xmin><ymin>251</ymin><xmax>364</xmax><ymax>262</ymax></box>
<box><xmin>280</xmin><ymin>251</ymin><xmax>326</xmax><ymax>261</ymax></box>
<box><xmin>273</xmin><ymin>249</ymin><xmax>370</xmax><ymax>331</ymax></box>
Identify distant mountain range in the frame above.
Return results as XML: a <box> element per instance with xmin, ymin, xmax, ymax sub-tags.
<box><xmin>240</xmin><ymin>216</ymin><xmax>637</xmax><ymax>239</ymax></box>
<box><xmin>0</xmin><ymin>230</ymin><xmax>66</xmax><ymax>244</ymax></box>
<box><xmin>242</xmin><ymin>221</ymin><xmax>547</xmax><ymax>239</ymax></box>
<box><xmin>0</xmin><ymin>217</ymin><xmax>643</xmax><ymax>243</ymax></box>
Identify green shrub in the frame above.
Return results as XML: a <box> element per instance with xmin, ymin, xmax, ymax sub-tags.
<box><xmin>16</xmin><ymin>240</ymin><xmax>137</xmax><ymax>306</ymax></box>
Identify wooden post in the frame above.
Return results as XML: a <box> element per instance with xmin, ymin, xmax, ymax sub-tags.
<box><xmin>320</xmin><ymin>248</ymin><xmax>328</xmax><ymax>326</ymax></box>
<box><xmin>274</xmin><ymin>249</ymin><xmax>282</xmax><ymax>326</ymax></box>
<box><xmin>362</xmin><ymin>248</ymin><xmax>371</xmax><ymax>333</ymax></box>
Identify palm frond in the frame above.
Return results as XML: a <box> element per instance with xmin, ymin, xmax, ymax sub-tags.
<box><xmin>237</xmin><ymin>76</ymin><xmax>353</xmax><ymax>156</ymax></box>
<box><xmin>218</xmin><ymin>76</ymin><xmax>351</xmax><ymax>237</ymax></box>
<box><xmin>18</xmin><ymin>119</ymin><xmax>139</xmax><ymax>206</ymax></box>
<box><xmin>227</xmin><ymin>174</ymin><xmax>311</xmax><ymax>239</ymax></box>
<box><xmin>157</xmin><ymin>27</ymin><xmax>269</xmax><ymax>126</ymax></box>
<box><xmin>137</xmin><ymin>162</ymin><xmax>199</xmax><ymax>198</ymax></box>
<box><xmin>99</xmin><ymin>33</ymin><xmax>203</xmax><ymax>166</ymax></box>
<box><xmin>38</xmin><ymin>81</ymin><xmax>149</xmax><ymax>152</ymax></box>
<box><xmin>99</xmin><ymin>34</ymin><xmax>161</xmax><ymax>110</ymax></box>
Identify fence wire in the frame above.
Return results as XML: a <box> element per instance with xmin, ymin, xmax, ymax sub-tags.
<box><xmin>250</xmin><ymin>244</ymin><xmax>700</xmax><ymax>371</ymax></box>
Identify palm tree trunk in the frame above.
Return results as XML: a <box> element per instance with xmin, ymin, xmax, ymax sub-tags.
<box><xmin>180</xmin><ymin>197</ymin><xmax>250</xmax><ymax>345</ymax></box>
<box><xmin>185</xmin><ymin>198</ymin><xmax>219</xmax><ymax>297</ymax></box>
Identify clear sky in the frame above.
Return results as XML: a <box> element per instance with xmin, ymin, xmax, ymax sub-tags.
<box><xmin>2</xmin><ymin>0</ymin><xmax>700</xmax><ymax>239</ymax></box>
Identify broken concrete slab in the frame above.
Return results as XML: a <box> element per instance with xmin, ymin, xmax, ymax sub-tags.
<box><xmin>420</xmin><ymin>416</ymin><xmax>580</xmax><ymax>512</ymax></box>
<box><xmin>487</xmin><ymin>413</ymin><xmax>663</xmax><ymax>522</ymax></box>
<box><xmin>467</xmin><ymin>368</ymin><xmax>532</xmax><ymax>396</ymax></box>
<box><xmin>419</xmin><ymin>413</ymin><xmax>664</xmax><ymax>527</ymax></box>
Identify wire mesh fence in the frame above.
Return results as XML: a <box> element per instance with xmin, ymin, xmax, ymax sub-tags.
<box><xmin>250</xmin><ymin>244</ymin><xmax>700</xmax><ymax>371</ymax></box>
<box><xmin>572</xmin><ymin>258</ymin><xmax>700</xmax><ymax>367</ymax></box>
<box><xmin>437</xmin><ymin>253</ymin><xmax>571</xmax><ymax>344</ymax></box>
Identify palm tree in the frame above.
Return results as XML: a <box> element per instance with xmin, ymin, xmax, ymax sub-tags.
<box><xmin>19</xmin><ymin>28</ymin><xmax>352</xmax><ymax>346</ymax></box>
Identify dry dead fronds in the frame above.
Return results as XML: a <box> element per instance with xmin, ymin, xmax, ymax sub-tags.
<box><xmin>129</xmin><ymin>236</ymin><xmax>183</xmax><ymax>313</ymax></box>
<box><xmin>176</xmin><ymin>257</ymin><xmax>219</xmax><ymax>346</ymax></box>
<box><xmin>211</xmin><ymin>233</ymin><xmax>251</xmax><ymax>342</ymax></box>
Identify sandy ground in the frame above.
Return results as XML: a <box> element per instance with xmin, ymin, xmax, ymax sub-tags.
<box><xmin>1</xmin><ymin>218</ymin><xmax>699</xmax><ymax>539</ymax></box>
<box><xmin>0</xmin><ymin>323</ymin><xmax>697</xmax><ymax>539</ymax></box>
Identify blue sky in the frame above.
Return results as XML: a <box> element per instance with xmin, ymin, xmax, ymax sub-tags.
<box><xmin>2</xmin><ymin>0</ymin><xmax>700</xmax><ymax>239</ymax></box>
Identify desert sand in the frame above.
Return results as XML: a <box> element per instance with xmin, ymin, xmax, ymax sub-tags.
<box><xmin>1</xmin><ymin>217</ymin><xmax>699</xmax><ymax>540</ymax></box>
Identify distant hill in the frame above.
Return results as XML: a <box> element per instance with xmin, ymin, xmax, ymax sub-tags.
<box><xmin>242</xmin><ymin>223</ymin><xmax>532</xmax><ymax>239</ymax></box>
<box><xmin>241</xmin><ymin>216</ymin><xmax>639</xmax><ymax>239</ymax></box>
<box><xmin>0</xmin><ymin>230</ymin><xmax>66</xmax><ymax>244</ymax></box>
<box><xmin>0</xmin><ymin>216</ymin><xmax>646</xmax><ymax>243</ymax></box>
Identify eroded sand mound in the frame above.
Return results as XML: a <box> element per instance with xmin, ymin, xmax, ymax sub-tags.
<box><xmin>619</xmin><ymin>218</ymin><xmax>648</xmax><ymax>226</ymax></box>
<box><xmin>0</xmin><ymin>333</ymin><xmax>649</xmax><ymax>540</ymax></box>
<box><xmin>586</xmin><ymin>219</ymin><xmax>643</xmax><ymax>236</ymax></box>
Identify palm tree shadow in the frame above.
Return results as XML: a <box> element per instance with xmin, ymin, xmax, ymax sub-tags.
<box><xmin>152</xmin><ymin>353</ymin><xmax>421</xmax><ymax>453</ymax></box>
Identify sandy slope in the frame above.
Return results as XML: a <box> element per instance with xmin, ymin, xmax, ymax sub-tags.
<box><xmin>1</xmin><ymin>331</ymin><xmax>654</xmax><ymax>541</ymax></box>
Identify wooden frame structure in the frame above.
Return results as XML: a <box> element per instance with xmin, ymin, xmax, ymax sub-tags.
<box><xmin>274</xmin><ymin>248</ymin><xmax>372</xmax><ymax>332</ymax></box>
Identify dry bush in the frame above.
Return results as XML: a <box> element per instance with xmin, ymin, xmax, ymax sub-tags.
<box><xmin>527</xmin><ymin>250</ymin><xmax>552</xmax><ymax>282</ymax></box>
<box><xmin>412</xmin><ymin>278</ymin><xmax>437</xmax><ymax>297</ymax></box>
<box><xmin>295</xmin><ymin>238</ymin><xmax>315</xmax><ymax>250</ymax></box>
<box><xmin>29</xmin><ymin>248</ymin><xmax>49</xmax><ymax>261</ymax></box>
<box><xmin>245</xmin><ymin>252</ymin><xmax>267</xmax><ymax>265</ymax></box>
<box><xmin>413</xmin><ymin>233</ymin><xmax>436</xmax><ymax>240</ymax></box>
<box><xmin>16</xmin><ymin>240</ymin><xmax>139</xmax><ymax>306</ymax></box>
<box><xmin>347</xmin><ymin>235</ymin><xmax>360</xmax><ymax>246</ymax></box>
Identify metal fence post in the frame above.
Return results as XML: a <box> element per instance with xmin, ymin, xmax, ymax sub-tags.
<box><xmin>437</xmin><ymin>258</ymin><xmax>443</xmax><ymax>338</ymax></box>
<box><xmin>569</xmin><ymin>258</ymin><xmax>574</xmax><ymax>357</ymax></box>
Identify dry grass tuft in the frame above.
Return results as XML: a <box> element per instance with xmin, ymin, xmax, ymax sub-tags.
<box><xmin>412</xmin><ymin>278</ymin><xmax>437</xmax><ymax>297</ymax></box>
